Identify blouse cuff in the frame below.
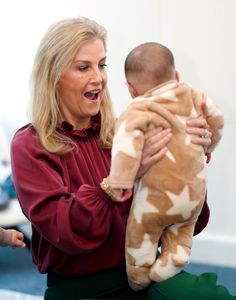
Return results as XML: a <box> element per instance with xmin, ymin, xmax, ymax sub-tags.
<box><xmin>100</xmin><ymin>177</ymin><xmax>117</xmax><ymax>201</ymax></box>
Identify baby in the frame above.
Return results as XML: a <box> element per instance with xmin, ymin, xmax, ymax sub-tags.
<box><xmin>109</xmin><ymin>42</ymin><xmax>224</xmax><ymax>290</ymax></box>
<box><xmin>0</xmin><ymin>226</ymin><xmax>26</xmax><ymax>248</ymax></box>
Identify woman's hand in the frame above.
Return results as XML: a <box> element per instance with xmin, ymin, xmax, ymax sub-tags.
<box><xmin>137</xmin><ymin>127</ymin><xmax>172</xmax><ymax>178</ymax></box>
<box><xmin>186</xmin><ymin>101</ymin><xmax>212</xmax><ymax>151</ymax></box>
<box><xmin>186</xmin><ymin>117</ymin><xmax>212</xmax><ymax>150</ymax></box>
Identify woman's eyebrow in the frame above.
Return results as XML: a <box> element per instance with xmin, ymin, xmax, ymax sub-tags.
<box><xmin>74</xmin><ymin>56</ymin><xmax>107</xmax><ymax>64</ymax></box>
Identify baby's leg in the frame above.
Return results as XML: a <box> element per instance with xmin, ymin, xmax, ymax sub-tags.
<box><xmin>126</xmin><ymin>210</ymin><xmax>162</xmax><ymax>291</ymax></box>
<box><xmin>126</xmin><ymin>228</ymin><xmax>160</xmax><ymax>291</ymax></box>
<box><xmin>150</xmin><ymin>221</ymin><xmax>195</xmax><ymax>282</ymax></box>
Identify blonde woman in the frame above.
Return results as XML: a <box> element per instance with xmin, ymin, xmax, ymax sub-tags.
<box><xmin>11</xmin><ymin>17</ymin><xmax>232</xmax><ymax>300</ymax></box>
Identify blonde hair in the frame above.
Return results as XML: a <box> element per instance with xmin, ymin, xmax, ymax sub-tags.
<box><xmin>29</xmin><ymin>17</ymin><xmax>115</xmax><ymax>155</ymax></box>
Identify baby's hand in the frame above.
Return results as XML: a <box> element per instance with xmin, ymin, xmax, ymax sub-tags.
<box><xmin>11</xmin><ymin>230</ymin><xmax>26</xmax><ymax>248</ymax></box>
<box><xmin>113</xmin><ymin>188</ymin><xmax>133</xmax><ymax>202</ymax></box>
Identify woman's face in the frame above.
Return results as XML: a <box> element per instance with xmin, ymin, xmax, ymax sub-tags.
<box><xmin>57</xmin><ymin>38</ymin><xmax>107</xmax><ymax>130</ymax></box>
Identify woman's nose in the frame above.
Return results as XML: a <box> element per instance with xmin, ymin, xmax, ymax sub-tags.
<box><xmin>90</xmin><ymin>68</ymin><xmax>103</xmax><ymax>83</ymax></box>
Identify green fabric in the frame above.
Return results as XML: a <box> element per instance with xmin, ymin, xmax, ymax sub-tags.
<box><xmin>147</xmin><ymin>271</ymin><xmax>236</xmax><ymax>300</ymax></box>
<box><xmin>44</xmin><ymin>266</ymin><xmax>236</xmax><ymax>300</ymax></box>
<box><xmin>44</xmin><ymin>265</ymin><xmax>145</xmax><ymax>300</ymax></box>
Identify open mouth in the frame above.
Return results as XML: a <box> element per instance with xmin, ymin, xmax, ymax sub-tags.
<box><xmin>84</xmin><ymin>89</ymin><xmax>100</xmax><ymax>101</ymax></box>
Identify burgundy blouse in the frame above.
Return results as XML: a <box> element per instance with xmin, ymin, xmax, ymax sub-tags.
<box><xmin>10</xmin><ymin>117</ymin><xmax>209</xmax><ymax>277</ymax></box>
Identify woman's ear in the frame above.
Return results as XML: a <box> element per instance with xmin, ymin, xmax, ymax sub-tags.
<box><xmin>126</xmin><ymin>82</ymin><xmax>138</xmax><ymax>98</ymax></box>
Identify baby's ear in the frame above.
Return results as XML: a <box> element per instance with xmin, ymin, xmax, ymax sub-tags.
<box><xmin>175</xmin><ymin>70</ymin><xmax>180</xmax><ymax>82</ymax></box>
<box><xmin>126</xmin><ymin>82</ymin><xmax>137</xmax><ymax>98</ymax></box>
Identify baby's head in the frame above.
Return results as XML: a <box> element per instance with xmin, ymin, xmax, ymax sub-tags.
<box><xmin>124</xmin><ymin>42</ymin><xmax>178</xmax><ymax>97</ymax></box>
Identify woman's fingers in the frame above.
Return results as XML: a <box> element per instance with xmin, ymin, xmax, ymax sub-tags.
<box><xmin>190</xmin><ymin>135</ymin><xmax>212</xmax><ymax>148</ymax></box>
<box><xmin>186</xmin><ymin>116</ymin><xmax>212</xmax><ymax>148</ymax></box>
<box><xmin>137</xmin><ymin>127</ymin><xmax>172</xmax><ymax>178</ymax></box>
<box><xmin>141</xmin><ymin>127</ymin><xmax>172</xmax><ymax>165</ymax></box>
<box><xmin>186</xmin><ymin>116</ymin><xmax>209</xmax><ymax>130</ymax></box>
<box><xmin>142</xmin><ymin>145</ymin><xmax>168</xmax><ymax>167</ymax></box>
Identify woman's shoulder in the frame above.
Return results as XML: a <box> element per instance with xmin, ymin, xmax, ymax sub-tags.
<box><xmin>12</xmin><ymin>124</ymin><xmax>37</xmax><ymax>145</ymax></box>
<box><xmin>11</xmin><ymin>124</ymin><xmax>58</xmax><ymax>162</ymax></box>
<box><xmin>11</xmin><ymin>124</ymin><xmax>43</xmax><ymax>156</ymax></box>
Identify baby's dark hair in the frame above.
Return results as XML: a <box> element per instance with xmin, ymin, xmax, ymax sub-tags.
<box><xmin>125</xmin><ymin>42</ymin><xmax>175</xmax><ymax>86</ymax></box>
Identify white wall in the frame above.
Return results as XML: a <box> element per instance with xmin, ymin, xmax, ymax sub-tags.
<box><xmin>156</xmin><ymin>0</ymin><xmax>236</xmax><ymax>268</ymax></box>
<box><xmin>0</xmin><ymin>0</ymin><xmax>160</xmax><ymax>132</ymax></box>
<box><xmin>0</xmin><ymin>0</ymin><xmax>235</xmax><ymax>267</ymax></box>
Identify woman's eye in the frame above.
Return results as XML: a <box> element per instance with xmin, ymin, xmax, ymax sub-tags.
<box><xmin>78</xmin><ymin>66</ymin><xmax>88</xmax><ymax>72</ymax></box>
<box><xmin>99</xmin><ymin>63</ymin><xmax>107</xmax><ymax>69</ymax></box>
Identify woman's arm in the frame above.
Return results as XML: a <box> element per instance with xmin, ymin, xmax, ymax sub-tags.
<box><xmin>11</xmin><ymin>127</ymin><xmax>117</xmax><ymax>255</ymax></box>
<box><xmin>186</xmin><ymin>115</ymin><xmax>212</xmax><ymax>233</ymax></box>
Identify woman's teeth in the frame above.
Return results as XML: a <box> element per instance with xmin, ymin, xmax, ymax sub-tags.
<box><xmin>85</xmin><ymin>90</ymin><xmax>99</xmax><ymax>100</ymax></box>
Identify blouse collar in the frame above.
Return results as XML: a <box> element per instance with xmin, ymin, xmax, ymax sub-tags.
<box><xmin>59</xmin><ymin>114</ymin><xmax>101</xmax><ymax>137</ymax></box>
